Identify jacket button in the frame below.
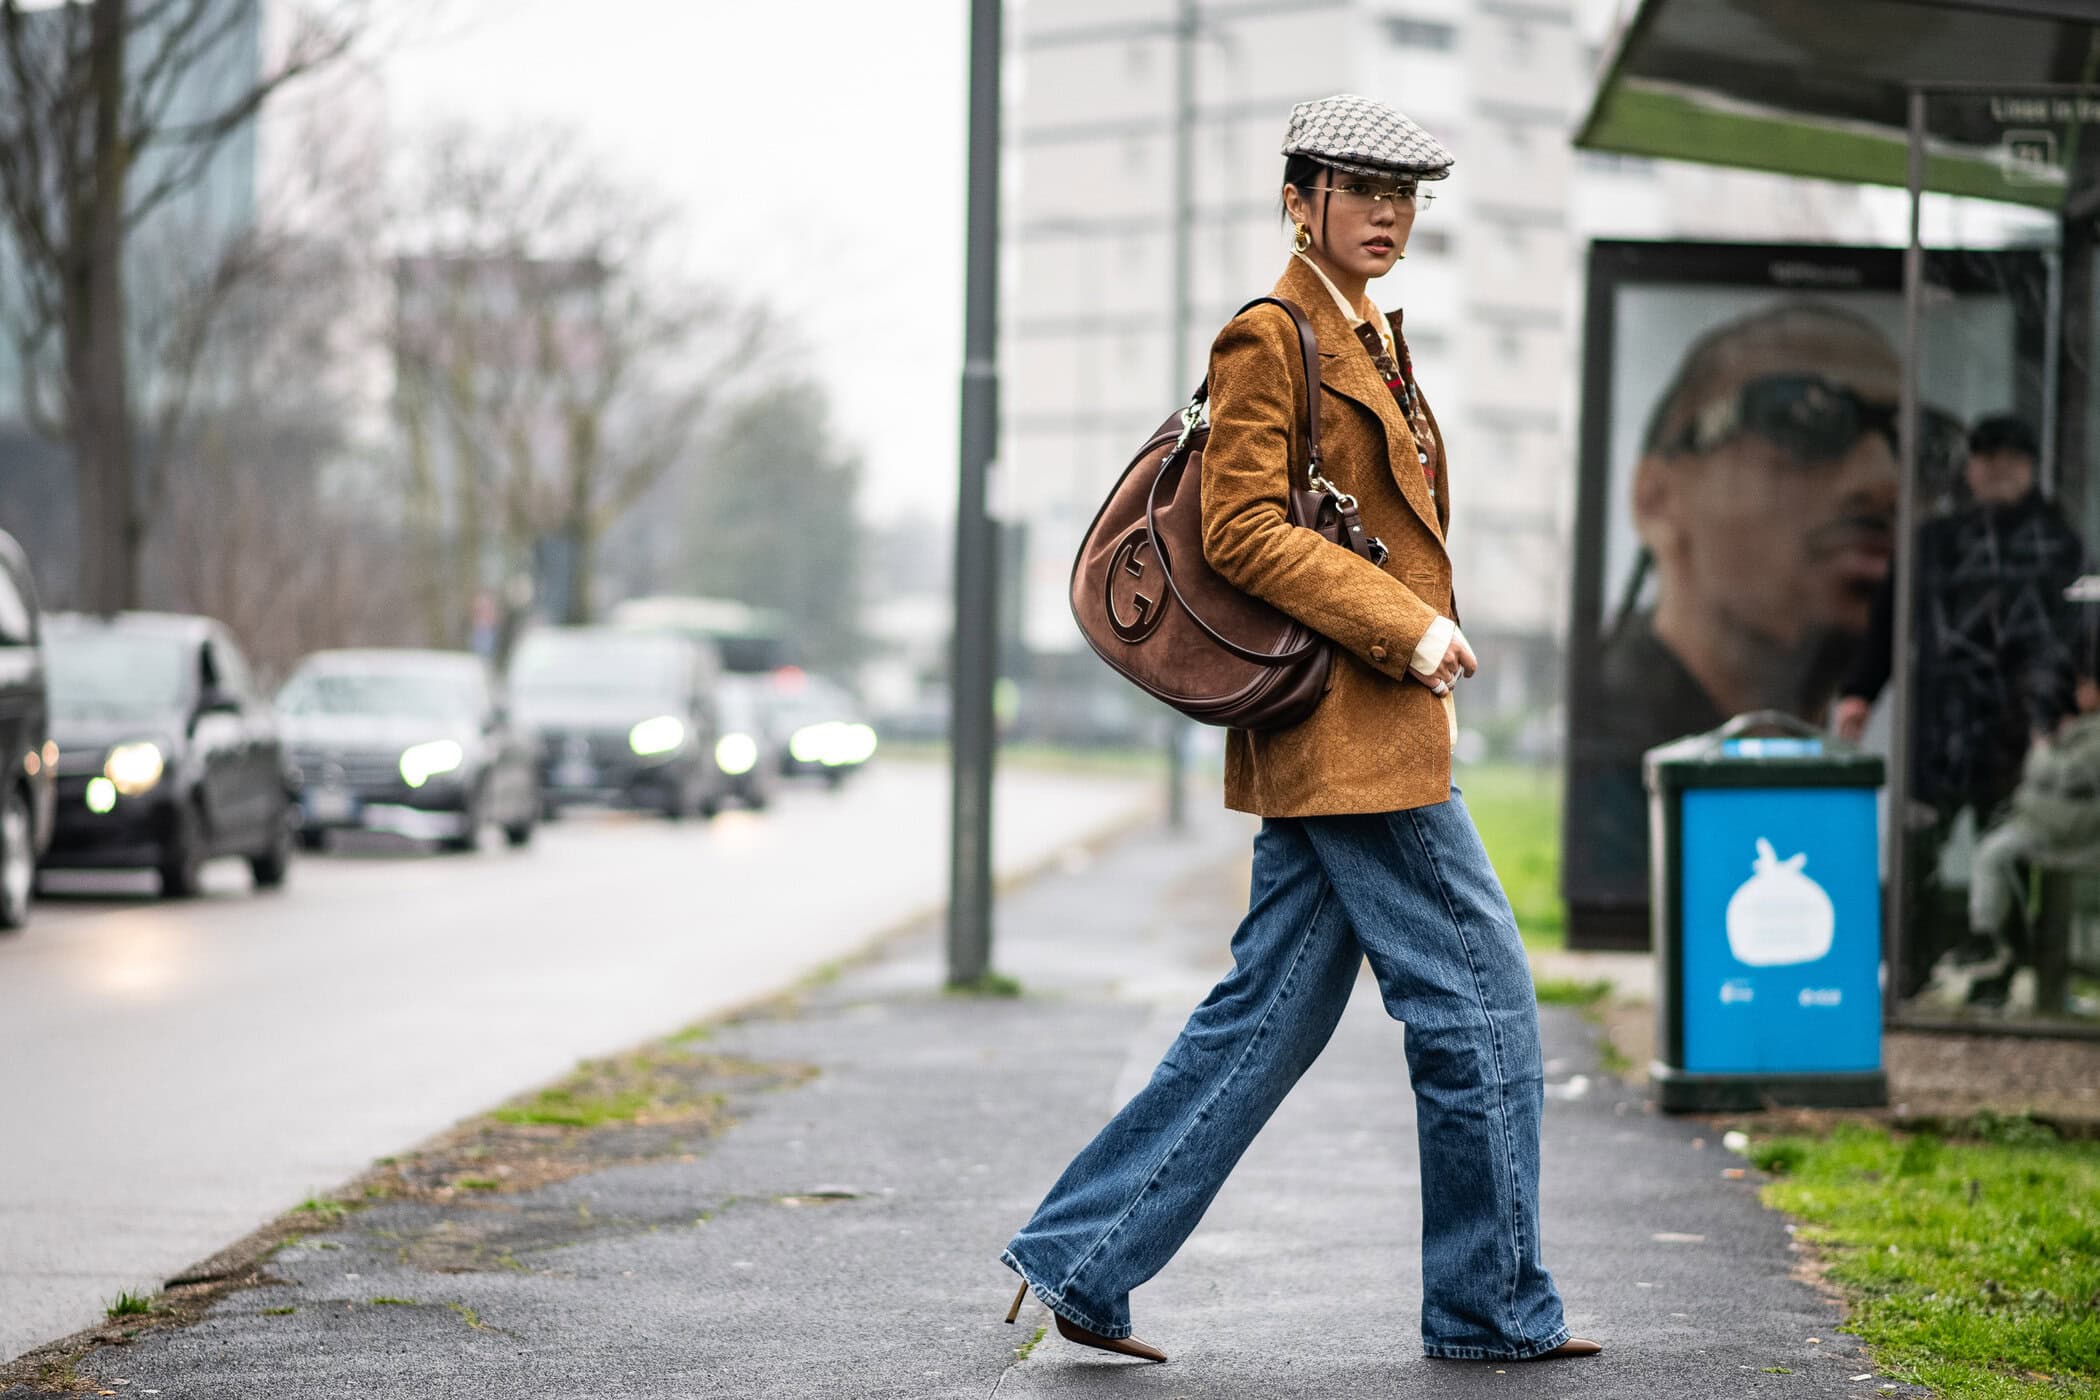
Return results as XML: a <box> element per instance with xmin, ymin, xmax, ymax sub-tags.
<box><xmin>1370</xmin><ymin>645</ymin><xmax>1388</xmax><ymax>663</ymax></box>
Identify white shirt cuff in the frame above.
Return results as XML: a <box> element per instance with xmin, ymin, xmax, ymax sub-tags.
<box><xmin>1410</xmin><ymin>617</ymin><xmax>1458</xmax><ymax>676</ymax></box>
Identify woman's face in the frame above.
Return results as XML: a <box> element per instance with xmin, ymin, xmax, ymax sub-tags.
<box><xmin>1284</xmin><ymin>168</ymin><xmax>1416</xmax><ymax>285</ymax></box>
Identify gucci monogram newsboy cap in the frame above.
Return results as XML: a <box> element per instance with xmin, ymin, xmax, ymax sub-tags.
<box><xmin>1281</xmin><ymin>93</ymin><xmax>1454</xmax><ymax>180</ymax></box>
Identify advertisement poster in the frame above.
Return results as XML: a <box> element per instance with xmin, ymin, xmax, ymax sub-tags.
<box><xmin>1562</xmin><ymin>241</ymin><xmax>2049</xmax><ymax>949</ymax></box>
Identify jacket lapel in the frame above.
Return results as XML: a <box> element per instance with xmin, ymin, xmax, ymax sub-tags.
<box><xmin>1269</xmin><ymin>259</ymin><xmax>1440</xmax><ymax>537</ymax></box>
<box><xmin>1386</xmin><ymin>305</ymin><xmax>1451</xmax><ymax>536</ymax></box>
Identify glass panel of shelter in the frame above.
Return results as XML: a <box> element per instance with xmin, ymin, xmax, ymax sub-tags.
<box><xmin>1887</xmin><ymin>89</ymin><xmax>2100</xmax><ymax>1031</ymax></box>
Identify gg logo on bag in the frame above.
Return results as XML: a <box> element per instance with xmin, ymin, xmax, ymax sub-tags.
<box><xmin>1107</xmin><ymin>528</ymin><xmax>1167</xmax><ymax>644</ymax></box>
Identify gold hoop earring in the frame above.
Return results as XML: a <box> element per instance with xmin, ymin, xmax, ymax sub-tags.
<box><xmin>1292</xmin><ymin>223</ymin><xmax>1311</xmax><ymax>254</ymax></box>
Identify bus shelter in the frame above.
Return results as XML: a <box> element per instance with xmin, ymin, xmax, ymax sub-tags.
<box><xmin>1573</xmin><ymin>0</ymin><xmax>2100</xmax><ymax>1035</ymax></box>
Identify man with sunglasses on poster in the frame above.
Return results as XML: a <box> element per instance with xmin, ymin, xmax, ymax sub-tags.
<box><xmin>1571</xmin><ymin>303</ymin><xmax>1919</xmax><ymax>935</ymax></box>
<box><xmin>1836</xmin><ymin>414</ymin><xmax>2088</xmax><ymax>1005</ymax></box>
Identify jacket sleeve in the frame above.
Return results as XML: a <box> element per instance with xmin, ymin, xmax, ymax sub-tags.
<box><xmin>1841</xmin><ymin>568</ymin><xmax>1895</xmax><ymax>704</ymax></box>
<box><xmin>1197</xmin><ymin>306</ymin><xmax>1443</xmax><ymax>680</ymax></box>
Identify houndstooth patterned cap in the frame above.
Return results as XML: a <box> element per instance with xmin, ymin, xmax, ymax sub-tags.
<box><xmin>1281</xmin><ymin>93</ymin><xmax>1454</xmax><ymax>181</ymax></box>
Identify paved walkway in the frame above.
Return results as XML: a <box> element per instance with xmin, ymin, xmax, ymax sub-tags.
<box><xmin>8</xmin><ymin>801</ymin><xmax>1900</xmax><ymax>1399</ymax></box>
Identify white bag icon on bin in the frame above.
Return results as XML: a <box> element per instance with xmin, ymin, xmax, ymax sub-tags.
<box><xmin>1724</xmin><ymin>838</ymin><xmax>1834</xmax><ymax>967</ymax></box>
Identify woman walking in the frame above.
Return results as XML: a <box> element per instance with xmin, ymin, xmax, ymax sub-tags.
<box><xmin>999</xmin><ymin>95</ymin><xmax>1599</xmax><ymax>1366</ymax></box>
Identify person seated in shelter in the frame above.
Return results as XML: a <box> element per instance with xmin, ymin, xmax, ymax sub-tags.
<box><xmin>1923</xmin><ymin>678</ymin><xmax>2100</xmax><ymax>1012</ymax></box>
<box><xmin>1567</xmin><ymin>302</ymin><xmax>1909</xmax><ymax>919</ymax></box>
<box><xmin>1837</xmin><ymin>414</ymin><xmax>2087</xmax><ymax>995</ymax></box>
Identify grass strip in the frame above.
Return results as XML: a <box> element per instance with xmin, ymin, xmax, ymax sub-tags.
<box><xmin>1458</xmin><ymin>764</ymin><xmax>1565</xmax><ymax>951</ymax></box>
<box><xmin>1754</xmin><ymin>1122</ymin><xmax>2100</xmax><ymax>1399</ymax></box>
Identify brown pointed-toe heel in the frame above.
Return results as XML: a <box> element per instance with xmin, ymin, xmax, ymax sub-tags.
<box><xmin>1531</xmin><ymin>1337</ymin><xmax>1603</xmax><ymax>1359</ymax></box>
<box><xmin>1053</xmin><ymin>1312</ymin><xmax>1168</xmax><ymax>1363</ymax></box>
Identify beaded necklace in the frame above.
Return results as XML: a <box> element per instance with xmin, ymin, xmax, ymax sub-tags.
<box><xmin>1351</xmin><ymin>320</ymin><xmax>1439</xmax><ymax>501</ymax></box>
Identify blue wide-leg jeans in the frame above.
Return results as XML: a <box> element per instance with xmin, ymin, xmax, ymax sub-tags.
<box><xmin>1002</xmin><ymin>793</ymin><xmax>1570</xmax><ymax>1360</ymax></box>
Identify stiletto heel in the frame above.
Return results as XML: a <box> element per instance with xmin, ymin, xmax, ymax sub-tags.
<box><xmin>1004</xmin><ymin>1281</ymin><xmax>1028</xmax><ymax>1325</ymax></box>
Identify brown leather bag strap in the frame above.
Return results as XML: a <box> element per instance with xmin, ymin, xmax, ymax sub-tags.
<box><xmin>1183</xmin><ymin>296</ymin><xmax>1323</xmax><ymax>489</ymax></box>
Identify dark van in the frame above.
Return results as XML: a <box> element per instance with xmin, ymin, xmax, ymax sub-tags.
<box><xmin>0</xmin><ymin>530</ymin><xmax>52</xmax><ymax>928</ymax></box>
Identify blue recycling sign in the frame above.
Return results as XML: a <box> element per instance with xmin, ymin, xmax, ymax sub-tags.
<box><xmin>1677</xmin><ymin>787</ymin><xmax>1882</xmax><ymax>1075</ymax></box>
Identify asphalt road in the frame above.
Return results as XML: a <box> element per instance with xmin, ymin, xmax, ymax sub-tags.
<box><xmin>0</xmin><ymin>758</ymin><xmax>1155</xmax><ymax>1362</ymax></box>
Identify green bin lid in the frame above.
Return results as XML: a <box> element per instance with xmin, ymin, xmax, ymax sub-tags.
<box><xmin>1643</xmin><ymin>710</ymin><xmax>1884</xmax><ymax>794</ymax></box>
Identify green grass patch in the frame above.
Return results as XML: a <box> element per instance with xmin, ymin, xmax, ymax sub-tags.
<box><xmin>368</xmin><ymin>1296</ymin><xmax>418</xmax><ymax>1307</ymax></box>
<box><xmin>1532</xmin><ymin>976</ymin><xmax>1611</xmax><ymax>1007</ymax></box>
<box><xmin>103</xmin><ymin>1291</ymin><xmax>153</xmax><ymax>1318</ymax></box>
<box><xmin>1014</xmin><ymin>1321</ymin><xmax>1049</xmax><ymax>1362</ymax></box>
<box><xmin>947</xmin><ymin>970</ymin><xmax>1024</xmax><ymax>998</ymax></box>
<box><xmin>452</xmin><ymin>1176</ymin><xmax>503</xmax><ymax>1191</ymax></box>
<box><xmin>1757</xmin><ymin>1122</ymin><xmax>2100</xmax><ymax>1398</ymax></box>
<box><xmin>292</xmin><ymin>1195</ymin><xmax>352</xmax><ymax>1223</ymax></box>
<box><xmin>1460</xmin><ymin>764</ymin><xmax>1564</xmax><ymax>951</ymax></box>
<box><xmin>487</xmin><ymin>1048</ymin><xmax>716</xmax><ymax>1129</ymax></box>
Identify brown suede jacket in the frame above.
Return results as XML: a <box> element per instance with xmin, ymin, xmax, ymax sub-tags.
<box><xmin>1199</xmin><ymin>256</ymin><xmax>1458</xmax><ymax>816</ymax></box>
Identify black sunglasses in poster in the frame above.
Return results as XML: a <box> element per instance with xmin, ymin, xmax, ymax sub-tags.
<box><xmin>1666</xmin><ymin>373</ymin><xmax>1969</xmax><ymax>481</ymax></box>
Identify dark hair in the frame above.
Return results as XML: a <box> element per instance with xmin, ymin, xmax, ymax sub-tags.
<box><xmin>1968</xmin><ymin>413</ymin><xmax>2039</xmax><ymax>461</ymax></box>
<box><xmin>1280</xmin><ymin>154</ymin><xmax>1337</xmax><ymax>246</ymax></box>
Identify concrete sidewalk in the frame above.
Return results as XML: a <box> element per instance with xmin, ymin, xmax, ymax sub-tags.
<box><xmin>6</xmin><ymin>801</ymin><xmax>1901</xmax><ymax>1399</ymax></box>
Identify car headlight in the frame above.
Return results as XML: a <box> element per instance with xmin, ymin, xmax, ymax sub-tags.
<box><xmin>629</xmin><ymin>715</ymin><xmax>684</xmax><ymax>757</ymax></box>
<box><xmin>104</xmin><ymin>741</ymin><xmax>165</xmax><ymax>796</ymax></box>
<box><xmin>841</xmin><ymin>723</ymin><xmax>878</xmax><ymax>765</ymax></box>
<box><xmin>399</xmin><ymin>739</ymin><xmax>465</xmax><ymax>789</ymax></box>
<box><xmin>715</xmin><ymin>732</ymin><xmax>759</xmax><ymax>776</ymax></box>
<box><xmin>789</xmin><ymin>722</ymin><xmax>838</xmax><ymax>765</ymax></box>
<box><xmin>85</xmin><ymin>776</ymin><xmax>117</xmax><ymax>813</ymax></box>
<box><xmin>789</xmin><ymin>722</ymin><xmax>877</xmax><ymax>767</ymax></box>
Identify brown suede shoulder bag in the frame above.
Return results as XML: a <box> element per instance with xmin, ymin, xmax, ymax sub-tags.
<box><xmin>1068</xmin><ymin>297</ymin><xmax>1383</xmax><ymax>730</ymax></box>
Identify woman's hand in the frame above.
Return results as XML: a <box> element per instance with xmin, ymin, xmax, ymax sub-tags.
<box><xmin>1415</xmin><ymin>634</ymin><xmax>1477</xmax><ymax>696</ymax></box>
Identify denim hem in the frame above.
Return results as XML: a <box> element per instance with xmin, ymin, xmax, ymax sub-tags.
<box><xmin>1421</xmin><ymin>1324</ymin><xmax>1572</xmax><ymax>1362</ymax></box>
<box><xmin>1000</xmin><ymin>1249</ymin><xmax>1132</xmax><ymax>1340</ymax></box>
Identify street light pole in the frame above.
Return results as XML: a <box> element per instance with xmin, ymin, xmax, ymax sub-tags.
<box><xmin>1164</xmin><ymin>0</ymin><xmax>1197</xmax><ymax>831</ymax></box>
<box><xmin>948</xmin><ymin>0</ymin><xmax>1002</xmax><ymax>988</ymax></box>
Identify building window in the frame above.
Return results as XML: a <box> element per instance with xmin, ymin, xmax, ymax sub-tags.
<box><xmin>1384</xmin><ymin>16</ymin><xmax>1456</xmax><ymax>50</ymax></box>
<box><xmin>1578</xmin><ymin>150</ymin><xmax>1657</xmax><ymax>178</ymax></box>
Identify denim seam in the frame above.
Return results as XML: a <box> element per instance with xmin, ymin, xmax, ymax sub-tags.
<box><xmin>1396</xmin><ymin>805</ymin><xmax>1528</xmax><ymax>1346</ymax></box>
<box><xmin>1055</xmin><ymin>882</ymin><xmax>1334</xmax><ymax>1311</ymax></box>
<box><xmin>1421</xmin><ymin>1322</ymin><xmax>1572</xmax><ymax>1362</ymax></box>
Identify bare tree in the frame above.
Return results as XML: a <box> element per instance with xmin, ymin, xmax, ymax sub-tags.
<box><xmin>0</xmin><ymin>0</ymin><xmax>374</xmax><ymax>611</ymax></box>
<box><xmin>393</xmin><ymin>125</ymin><xmax>775</xmax><ymax>638</ymax></box>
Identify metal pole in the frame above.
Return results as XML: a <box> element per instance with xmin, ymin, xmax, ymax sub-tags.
<box><xmin>948</xmin><ymin>0</ymin><xmax>1002</xmax><ymax>988</ymax></box>
<box><xmin>1885</xmin><ymin>87</ymin><xmax>1927</xmax><ymax>1019</ymax></box>
<box><xmin>1163</xmin><ymin>0</ymin><xmax>1197</xmax><ymax>830</ymax></box>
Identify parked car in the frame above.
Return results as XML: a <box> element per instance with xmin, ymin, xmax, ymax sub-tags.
<box><xmin>509</xmin><ymin>627</ymin><xmax>728</xmax><ymax>820</ymax></box>
<box><xmin>277</xmin><ymin>649</ymin><xmax>539</xmax><ymax>853</ymax></box>
<box><xmin>40</xmin><ymin>612</ymin><xmax>292</xmax><ymax>897</ymax></box>
<box><xmin>712</xmin><ymin>674</ymin><xmax>781</xmax><ymax>811</ymax></box>
<box><xmin>0</xmin><ymin>530</ymin><xmax>53</xmax><ymax>929</ymax></box>
<box><xmin>769</xmin><ymin>670</ymin><xmax>877</xmax><ymax>788</ymax></box>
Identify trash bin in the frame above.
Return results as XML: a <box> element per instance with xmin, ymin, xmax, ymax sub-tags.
<box><xmin>1644</xmin><ymin>711</ymin><xmax>1888</xmax><ymax>1112</ymax></box>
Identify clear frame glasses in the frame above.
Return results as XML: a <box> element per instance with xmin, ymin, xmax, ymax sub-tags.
<box><xmin>1327</xmin><ymin>181</ymin><xmax>1435</xmax><ymax>211</ymax></box>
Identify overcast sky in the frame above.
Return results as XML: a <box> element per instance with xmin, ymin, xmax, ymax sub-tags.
<box><xmin>381</xmin><ymin>0</ymin><xmax>972</xmax><ymax>524</ymax></box>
